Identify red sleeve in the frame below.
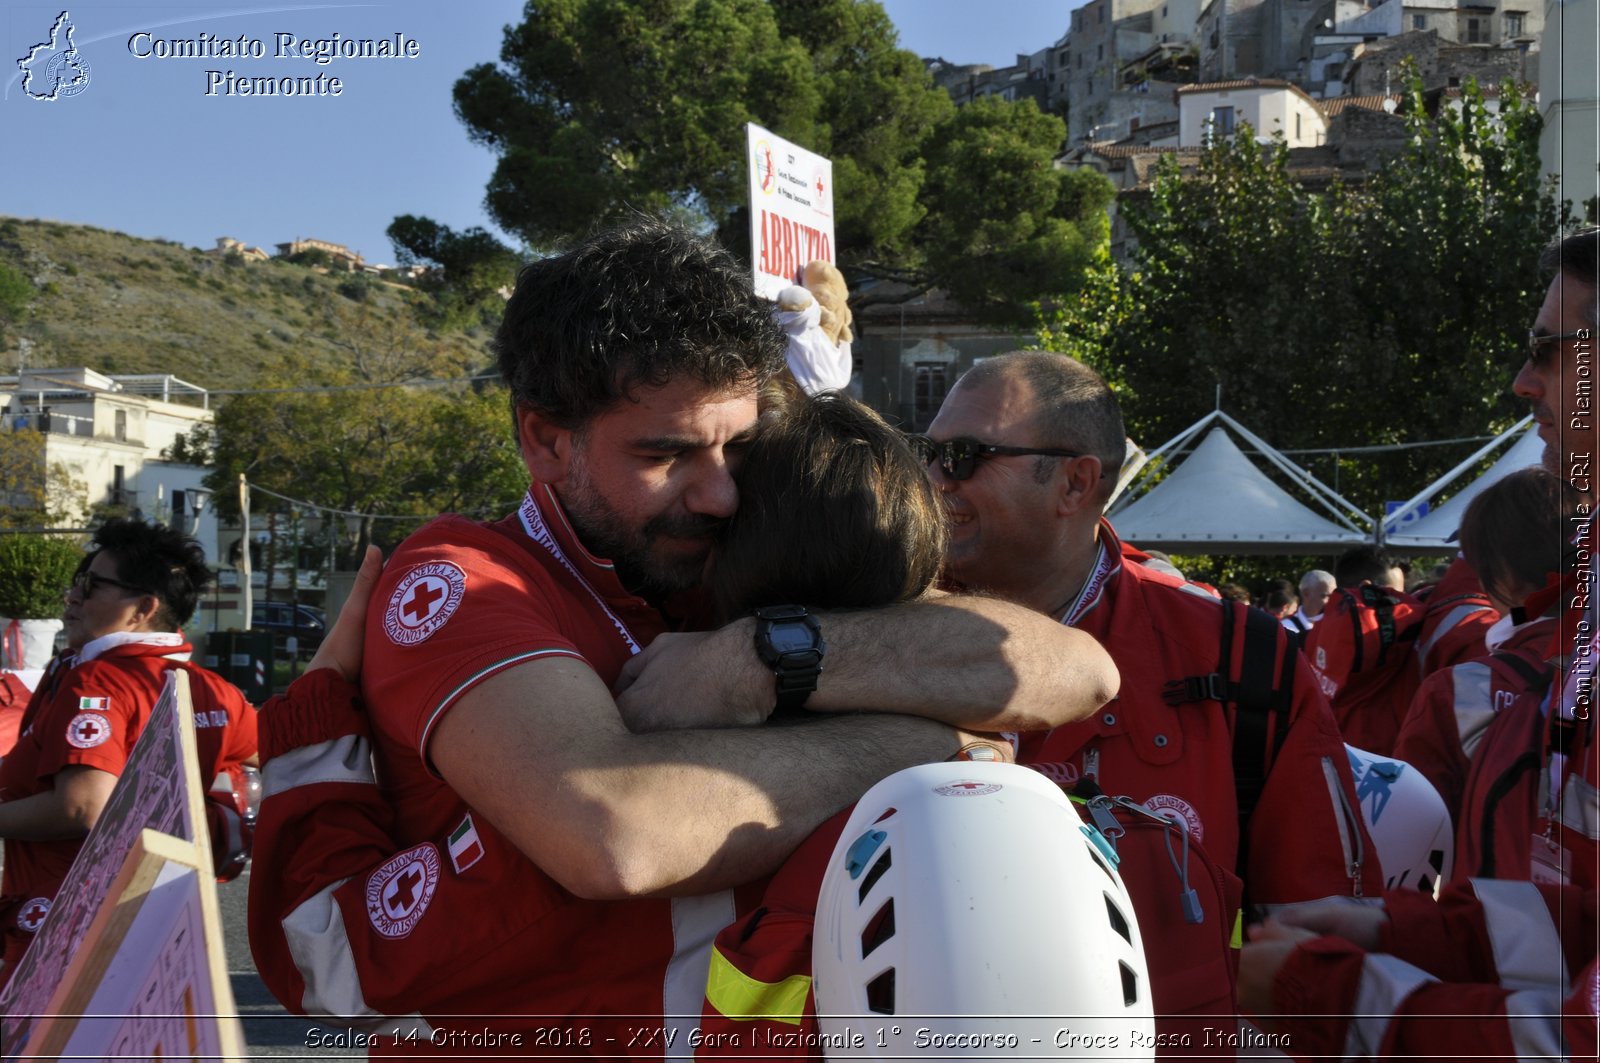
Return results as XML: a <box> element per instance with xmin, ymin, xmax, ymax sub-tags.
<box><xmin>1245</xmin><ymin>648</ymin><xmax>1385</xmax><ymax>903</ymax></box>
<box><xmin>1392</xmin><ymin>668</ymin><xmax>1469</xmax><ymax>818</ymax></box>
<box><xmin>359</xmin><ymin>521</ymin><xmax>588</xmax><ymax>770</ymax></box>
<box><xmin>32</xmin><ymin>662</ymin><xmax>146</xmax><ymax>779</ymax></box>
<box><xmin>247</xmin><ymin>668</ymin><xmax>567</xmax><ymax>1026</ymax></box>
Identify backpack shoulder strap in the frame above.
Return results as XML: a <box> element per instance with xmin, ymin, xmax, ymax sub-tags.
<box><xmin>1228</xmin><ymin>603</ymin><xmax>1295</xmax><ymax>854</ymax></box>
<box><xmin>1161</xmin><ymin>600</ymin><xmax>1295</xmax><ymax>879</ymax></box>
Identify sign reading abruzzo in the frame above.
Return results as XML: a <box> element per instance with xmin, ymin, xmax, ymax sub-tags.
<box><xmin>746</xmin><ymin>123</ymin><xmax>835</xmax><ymax>300</ymax></box>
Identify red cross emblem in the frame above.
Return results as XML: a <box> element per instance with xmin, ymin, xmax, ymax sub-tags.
<box><xmin>816</xmin><ymin>175</ymin><xmax>826</xmax><ymax>198</ymax></box>
<box><xmin>18</xmin><ymin>898</ymin><xmax>50</xmax><ymax>932</ymax></box>
<box><xmin>402</xmin><ymin>580</ymin><xmax>445</xmax><ymax>622</ymax></box>
<box><xmin>385</xmin><ymin>868</ymin><xmax>425</xmax><ymax>914</ymax></box>
<box><xmin>934</xmin><ymin>778</ymin><xmax>1003</xmax><ymax>797</ymax></box>
<box><xmin>66</xmin><ymin>711</ymin><xmax>111</xmax><ymax>749</ymax></box>
<box><xmin>384</xmin><ymin>563</ymin><xmax>465</xmax><ymax>646</ymax></box>
<box><xmin>366</xmin><ymin>844</ymin><xmax>440</xmax><ymax>939</ymax></box>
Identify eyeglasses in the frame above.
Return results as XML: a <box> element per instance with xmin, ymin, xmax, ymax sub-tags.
<box><xmin>70</xmin><ymin>570</ymin><xmax>151</xmax><ymax>599</ymax></box>
<box><xmin>908</xmin><ymin>435</ymin><xmax>1084</xmax><ymax>481</ymax></box>
<box><xmin>1526</xmin><ymin>327</ymin><xmax>1592</xmax><ymax>366</ymax></box>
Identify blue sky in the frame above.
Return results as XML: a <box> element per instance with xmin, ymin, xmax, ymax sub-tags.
<box><xmin>1</xmin><ymin>1</ymin><xmax>1078</xmax><ymax>264</ymax></box>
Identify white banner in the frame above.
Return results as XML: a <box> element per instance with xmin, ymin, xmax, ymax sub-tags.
<box><xmin>746</xmin><ymin>123</ymin><xmax>835</xmax><ymax>300</ymax></box>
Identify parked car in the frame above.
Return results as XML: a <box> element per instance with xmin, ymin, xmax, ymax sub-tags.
<box><xmin>251</xmin><ymin>601</ymin><xmax>326</xmax><ymax>658</ymax></box>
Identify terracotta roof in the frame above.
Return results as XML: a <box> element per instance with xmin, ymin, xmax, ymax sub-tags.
<box><xmin>1320</xmin><ymin>94</ymin><xmax>1399</xmax><ymax>116</ymax></box>
<box><xmin>1176</xmin><ymin>78</ymin><xmax>1294</xmax><ymax>93</ymax></box>
<box><xmin>1094</xmin><ymin>144</ymin><xmax>1194</xmax><ymax>158</ymax></box>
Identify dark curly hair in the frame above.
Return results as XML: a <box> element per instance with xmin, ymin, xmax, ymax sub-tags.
<box><xmin>90</xmin><ymin>518</ymin><xmax>212</xmax><ymax>630</ymax></box>
<box><xmin>495</xmin><ymin>218</ymin><xmax>787</xmax><ymax>429</ymax></box>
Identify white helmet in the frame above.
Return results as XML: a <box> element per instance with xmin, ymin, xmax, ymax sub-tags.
<box><xmin>1345</xmin><ymin>744</ymin><xmax>1454</xmax><ymax>895</ymax></box>
<box><xmin>812</xmin><ymin>762</ymin><xmax>1154</xmax><ymax>1059</ymax></box>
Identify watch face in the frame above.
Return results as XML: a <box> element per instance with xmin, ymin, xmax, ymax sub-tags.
<box><xmin>768</xmin><ymin>623</ymin><xmax>817</xmax><ymax>653</ymax></box>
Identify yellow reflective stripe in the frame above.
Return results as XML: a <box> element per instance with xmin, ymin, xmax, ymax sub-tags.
<box><xmin>704</xmin><ymin>946</ymin><xmax>811</xmax><ymax>1026</ymax></box>
<box><xmin>1231</xmin><ymin>909</ymin><xmax>1244</xmax><ymax>950</ymax></box>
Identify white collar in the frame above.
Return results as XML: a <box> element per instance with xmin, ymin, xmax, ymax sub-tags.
<box><xmin>78</xmin><ymin>630</ymin><xmax>188</xmax><ymax>664</ymax></box>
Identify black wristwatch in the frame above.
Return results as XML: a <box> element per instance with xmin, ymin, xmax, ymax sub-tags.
<box><xmin>753</xmin><ymin>605</ymin><xmax>826</xmax><ymax>711</ymax></box>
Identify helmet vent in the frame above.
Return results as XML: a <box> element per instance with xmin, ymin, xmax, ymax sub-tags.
<box><xmin>1119</xmin><ymin>960</ymin><xmax>1140</xmax><ymax>1007</ymax></box>
<box><xmin>857</xmin><ymin>848</ymin><xmax>892</xmax><ymax>903</ymax></box>
<box><xmin>860</xmin><ymin>899</ymin><xmax>896</xmax><ymax>958</ymax></box>
<box><xmin>1104</xmin><ymin>893</ymin><xmax>1132</xmax><ymax>945</ymax></box>
<box><xmin>866</xmin><ymin>968</ymin><xmax>896</xmax><ymax>1015</ymax></box>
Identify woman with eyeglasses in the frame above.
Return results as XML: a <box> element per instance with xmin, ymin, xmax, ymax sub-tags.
<box><xmin>0</xmin><ymin>518</ymin><xmax>258</xmax><ymax>988</ymax></box>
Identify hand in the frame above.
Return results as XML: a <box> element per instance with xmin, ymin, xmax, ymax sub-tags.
<box><xmin>949</xmin><ymin>729</ymin><xmax>1018</xmax><ymax>763</ymax></box>
<box><xmin>612</xmin><ymin>623</ymin><xmax>772</xmax><ymax>732</ymax></box>
<box><xmin>305</xmin><ymin>545</ymin><xmax>383</xmax><ymax>684</ymax></box>
<box><xmin>1255</xmin><ymin>897</ymin><xmax>1389</xmax><ymax>949</ymax></box>
<box><xmin>1237</xmin><ymin>934</ymin><xmax>1307</xmax><ymax>1020</ymax></box>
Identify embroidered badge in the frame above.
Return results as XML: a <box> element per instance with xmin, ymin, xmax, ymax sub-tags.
<box><xmin>382</xmin><ymin>562</ymin><xmax>466</xmax><ymax>646</ymax></box>
<box><xmin>16</xmin><ymin>897</ymin><xmax>51</xmax><ymax>933</ymax></box>
<box><xmin>447</xmin><ymin>813</ymin><xmax>485</xmax><ymax>874</ymax></box>
<box><xmin>366</xmin><ymin>843</ymin><xmax>440</xmax><ymax>939</ymax></box>
<box><xmin>933</xmin><ymin>779</ymin><xmax>1003</xmax><ymax>797</ymax></box>
<box><xmin>65</xmin><ymin>711</ymin><xmax>111</xmax><ymax>749</ymax></box>
<box><xmin>1143</xmin><ymin>793</ymin><xmax>1204</xmax><ymax>842</ymax></box>
<box><xmin>78</xmin><ymin>696</ymin><xmax>108</xmax><ymax>711</ymax></box>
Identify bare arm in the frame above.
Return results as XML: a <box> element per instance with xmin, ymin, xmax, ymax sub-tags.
<box><xmin>615</xmin><ymin>592</ymin><xmax>1117</xmax><ymax>732</ymax></box>
<box><xmin>431</xmin><ymin>656</ymin><xmax>961</xmax><ymax>900</ymax></box>
<box><xmin>0</xmin><ymin>766</ymin><xmax>117</xmax><ymax>840</ymax></box>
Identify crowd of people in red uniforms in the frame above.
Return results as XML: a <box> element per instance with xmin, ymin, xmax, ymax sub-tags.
<box><xmin>238</xmin><ymin>222</ymin><xmax>1600</xmax><ymax>1062</ymax></box>
<box><xmin>1</xmin><ymin>221</ymin><xmax>1592</xmax><ymax>1061</ymax></box>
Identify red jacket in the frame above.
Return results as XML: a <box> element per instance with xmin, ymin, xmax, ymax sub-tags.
<box><xmin>1268</xmin><ymin>879</ymin><xmax>1598</xmax><ymax>1061</ymax></box>
<box><xmin>0</xmin><ymin>634</ymin><xmax>256</xmax><ymax>977</ymax></box>
<box><xmin>248</xmin><ymin>487</ymin><xmax>762</xmax><ymax>1056</ymax></box>
<box><xmin>1412</xmin><ymin>556</ymin><xmax>1496</xmax><ymax>679</ymax></box>
<box><xmin>1394</xmin><ymin>615</ymin><xmax>1556</xmax><ymax>823</ymax></box>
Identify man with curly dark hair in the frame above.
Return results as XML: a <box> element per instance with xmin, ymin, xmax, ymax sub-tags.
<box><xmin>249</xmin><ymin>219</ymin><xmax>1117</xmax><ymax>1051</ymax></box>
<box><xmin>0</xmin><ymin>518</ymin><xmax>257</xmax><ymax>986</ymax></box>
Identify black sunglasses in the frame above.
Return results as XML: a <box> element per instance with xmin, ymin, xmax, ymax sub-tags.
<box><xmin>908</xmin><ymin>435</ymin><xmax>1084</xmax><ymax>481</ymax></box>
<box><xmin>70</xmin><ymin>570</ymin><xmax>151</xmax><ymax>599</ymax></box>
<box><xmin>1526</xmin><ymin>327</ymin><xmax>1592</xmax><ymax>366</ymax></box>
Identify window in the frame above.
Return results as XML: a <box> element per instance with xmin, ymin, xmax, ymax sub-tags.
<box><xmin>1466</xmin><ymin>17</ymin><xmax>1487</xmax><ymax>42</ymax></box>
<box><xmin>1210</xmin><ymin>105</ymin><xmax>1236</xmax><ymax>137</ymax></box>
<box><xmin>1411</xmin><ymin>13</ymin><xmax>1425</xmax><ymax>29</ymax></box>
<box><xmin>1295</xmin><ymin>112</ymin><xmax>1302</xmax><ymax>139</ymax></box>
<box><xmin>114</xmin><ymin>408</ymin><xmax>126</xmax><ymax>442</ymax></box>
<box><xmin>912</xmin><ymin>364</ymin><xmax>950</xmax><ymax>429</ymax></box>
<box><xmin>1504</xmin><ymin>12</ymin><xmax>1524</xmax><ymax>36</ymax></box>
<box><xmin>1098</xmin><ymin>43</ymin><xmax>1104</xmax><ymax>60</ymax></box>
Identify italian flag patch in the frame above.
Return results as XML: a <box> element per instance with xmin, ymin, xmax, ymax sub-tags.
<box><xmin>78</xmin><ymin>696</ymin><xmax>109</xmax><ymax>711</ymax></box>
<box><xmin>447</xmin><ymin>813</ymin><xmax>484</xmax><ymax>874</ymax></box>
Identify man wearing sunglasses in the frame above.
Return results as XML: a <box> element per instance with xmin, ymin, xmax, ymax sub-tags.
<box><xmin>0</xmin><ymin>518</ymin><xmax>258</xmax><ymax>987</ymax></box>
<box><xmin>922</xmin><ymin>351</ymin><xmax>1381</xmax><ymax>1041</ymax></box>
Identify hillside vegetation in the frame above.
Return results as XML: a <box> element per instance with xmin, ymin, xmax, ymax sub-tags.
<box><xmin>0</xmin><ymin>216</ymin><xmax>496</xmax><ymax>389</ymax></box>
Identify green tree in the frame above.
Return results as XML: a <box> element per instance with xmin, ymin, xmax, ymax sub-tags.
<box><xmin>919</xmin><ymin>96</ymin><xmax>1114</xmax><ymax>317</ymax></box>
<box><xmin>0</xmin><ymin>261</ymin><xmax>34</xmax><ymax>349</ymax></box>
<box><xmin>435</xmin><ymin>0</ymin><xmax>1105</xmax><ymax>308</ymax></box>
<box><xmin>199</xmin><ymin>302</ymin><xmax>526</xmax><ymax>563</ymax></box>
<box><xmin>0</xmin><ymin>429</ymin><xmax>86</xmax><ymax>528</ymax></box>
<box><xmin>1037</xmin><ymin>73</ymin><xmax>1560</xmax><ymax>517</ymax></box>
<box><xmin>387</xmin><ymin>215</ymin><xmax>522</xmax><ymax>331</ymax></box>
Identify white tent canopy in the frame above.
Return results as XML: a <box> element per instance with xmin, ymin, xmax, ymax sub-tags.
<box><xmin>1107</xmin><ymin>411</ymin><xmax>1373</xmax><ymax>554</ymax></box>
<box><xmin>1383</xmin><ymin>417</ymin><xmax>1542</xmax><ymax>550</ymax></box>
